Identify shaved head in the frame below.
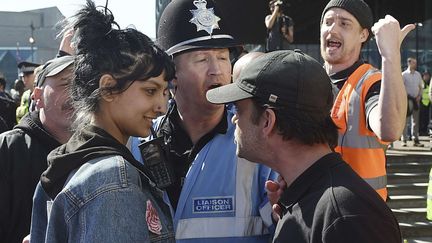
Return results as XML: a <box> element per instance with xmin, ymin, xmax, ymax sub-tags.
<box><xmin>233</xmin><ymin>52</ymin><xmax>264</xmax><ymax>81</ymax></box>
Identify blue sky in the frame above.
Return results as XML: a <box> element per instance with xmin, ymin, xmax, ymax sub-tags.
<box><xmin>1</xmin><ymin>0</ymin><xmax>156</xmax><ymax>38</ymax></box>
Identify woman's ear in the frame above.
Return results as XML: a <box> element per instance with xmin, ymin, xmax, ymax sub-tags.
<box><xmin>99</xmin><ymin>74</ymin><xmax>117</xmax><ymax>102</ymax></box>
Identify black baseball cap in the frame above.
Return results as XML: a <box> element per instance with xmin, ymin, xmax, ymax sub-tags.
<box><xmin>206</xmin><ymin>50</ymin><xmax>333</xmax><ymax>117</ymax></box>
<box><xmin>157</xmin><ymin>0</ymin><xmax>239</xmax><ymax>56</ymax></box>
<box><xmin>35</xmin><ymin>56</ymin><xmax>74</xmax><ymax>87</ymax></box>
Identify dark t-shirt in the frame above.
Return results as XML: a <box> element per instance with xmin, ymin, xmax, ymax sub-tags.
<box><xmin>162</xmin><ymin>107</ymin><xmax>227</xmax><ymax>210</ymax></box>
<box><xmin>274</xmin><ymin>153</ymin><xmax>401</xmax><ymax>243</ymax></box>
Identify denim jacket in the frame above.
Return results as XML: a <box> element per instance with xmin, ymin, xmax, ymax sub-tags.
<box><xmin>30</xmin><ymin>155</ymin><xmax>175</xmax><ymax>243</ymax></box>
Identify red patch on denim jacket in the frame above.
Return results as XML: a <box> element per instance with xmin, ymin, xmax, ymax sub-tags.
<box><xmin>146</xmin><ymin>200</ymin><xmax>162</xmax><ymax>235</ymax></box>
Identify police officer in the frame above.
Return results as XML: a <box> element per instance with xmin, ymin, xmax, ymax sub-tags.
<box><xmin>131</xmin><ymin>0</ymin><xmax>277</xmax><ymax>242</ymax></box>
<box><xmin>16</xmin><ymin>61</ymin><xmax>40</xmax><ymax>122</ymax></box>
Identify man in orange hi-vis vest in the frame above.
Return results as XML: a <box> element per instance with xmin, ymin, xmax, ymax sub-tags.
<box><xmin>266</xmin><ymin>0</ymin><xmax>415</xmax><ymax>206</ymax></box>
<box><xmin>320</xmin><ymin>0</ymin><xmax>415</xmax><ymax>200</ymax></box>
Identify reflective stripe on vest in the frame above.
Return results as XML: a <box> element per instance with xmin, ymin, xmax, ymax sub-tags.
<box><xmin>331</xmin><ymin>64</ymin><xmax>387</xmax><ymax>199</ymax></box>
<box><xmin>175</xmin><ymin>157</ymin><xmax>272</xmax><ymax>240</ymax></box>
<box><xmin>363</xmin><ymin>175</ymin><xmax>387</xmax><ymax>191</ymax></box>
<box><xmin>337</xmin><ymin>133</ymin><xmax>382</xmax><ymax>149</ymax></box>
<box><xmin>176</xmin><ymin>216</ymin><xmax>269</xmax><ymax>239</ymax></box>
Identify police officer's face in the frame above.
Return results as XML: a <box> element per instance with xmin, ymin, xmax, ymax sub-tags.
<box><xmin>320</xmin><ymin>8</ymin><xmax>368</xmax><ymax>67</ymax></box>
<box><xmin>173</xmin><ymin>48</ymin><xmax>232</xmax><ymax>113</ymax></box>
<box><xmin>22</xmin><ymin>73</ymin><xmax>35</xmax><ymax>90</ymax></box>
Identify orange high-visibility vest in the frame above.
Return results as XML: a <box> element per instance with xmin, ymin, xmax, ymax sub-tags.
<box><xmin>331</xmin><ymin>63</ymin><xmax>387</xmax><ymax>201</ymax></box>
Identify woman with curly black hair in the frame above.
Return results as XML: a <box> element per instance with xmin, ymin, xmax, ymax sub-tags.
<box><xmin>29</xmin><ymin>1</ymin><xmax>175</xmax><ymax>242</ymax></box>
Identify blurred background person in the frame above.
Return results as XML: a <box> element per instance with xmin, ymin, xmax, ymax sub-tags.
<box><xmin>16</xmin><ymin>62</ymin><xmax>40</xmax><ymax>122</ymax></box>
<box><xmin>401</xmin><ymin>57</ymin><xmax>424</xmax><ymax>147</ymax></box>
<box><xmin>10</xmin><ymin>79</ymin><xmax>25</xmax><ymax>105</ymax></box>
<box><xmin>265</xmin><ymin>0</ymin><xmax>294</xmax><ymax>52</ymax></box>
<box><xmin>0</xmin><ymin>77</ymin><xmax>17</xmax><ymax>132</ymax></box>
<box><xmin>0</xmin><ymin>77</ymin><xmax>12</xmax><ymax>99</ymax></box>
<box><xmin>420</xmin><ymin>70</ymin><xmax>430</xmax><ymax>136</ymax></box>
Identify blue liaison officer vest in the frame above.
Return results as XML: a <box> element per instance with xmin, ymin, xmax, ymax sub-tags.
<box><xmin>131</xmin><ymin>109</ymin><xmax>277</xmax><ymax>242</ymax></box>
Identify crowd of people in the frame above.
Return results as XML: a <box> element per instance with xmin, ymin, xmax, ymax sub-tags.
<box><xmin>0</xmin><ymin>0</ymin><xmax>431</xmax><ymax>242</ymax></box>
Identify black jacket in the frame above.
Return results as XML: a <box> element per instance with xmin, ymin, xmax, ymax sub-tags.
<box><xmin>0</xmin><ymin>111</ymin><xmax>61</xmax><ymax>243</ymax></box>
<box><xmin>0</xmin><ymin>93</ymin><xmax>17</xmax><ymax>133</ymax></box>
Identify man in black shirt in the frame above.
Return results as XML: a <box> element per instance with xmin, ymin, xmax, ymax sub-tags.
<box><xmin>207</xmin><ymin>50</ymin><xmax>402</xmax><ymax>243</ymax></box>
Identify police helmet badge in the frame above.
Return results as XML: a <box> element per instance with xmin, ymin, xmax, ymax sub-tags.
<box><xmin>157</xmin><ymin>0</ymin><xmax>238</xmax><ymax>56</ymax></box>
<box><xmin>189</xmin><ymin>0</ymin><xmax>220</xmax><ymax>35</ymax></box>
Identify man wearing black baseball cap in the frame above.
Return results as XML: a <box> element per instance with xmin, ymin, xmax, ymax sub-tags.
<box><xmin>130</xmin><ymin>0</ymin><xmax>276</xmax><ymax>242</ymax></box>
<box><xmin>317</xmin><ymin>0</ymin><xmax>415</xmax><ymax>200</ymax></box>
<box><xmin>207</xmin><ymin>50</ymin><xmax>401</xmax><ymax>243</ymax></box>
<box><xmin>0</xmin><ymin>55</ymin><xmax>74</xmax><ymax>243</ymax></box>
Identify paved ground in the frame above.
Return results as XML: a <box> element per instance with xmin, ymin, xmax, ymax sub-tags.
<box><xmin>388</xmin><ymin>136</ymin><xmax>432</xmax><ymax>154</ymax></box>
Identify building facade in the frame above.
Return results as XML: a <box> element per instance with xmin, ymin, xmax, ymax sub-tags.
<box><xmin>0</xmin><ymin>7</ymin><xmax>64</xmax><ymax>90</ymax></box>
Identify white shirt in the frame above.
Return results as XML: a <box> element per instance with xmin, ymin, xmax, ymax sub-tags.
<box><xmin>402</xmin><ymin>68</ymin><xmax>423</xmax><ymax>98</ymax></box>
